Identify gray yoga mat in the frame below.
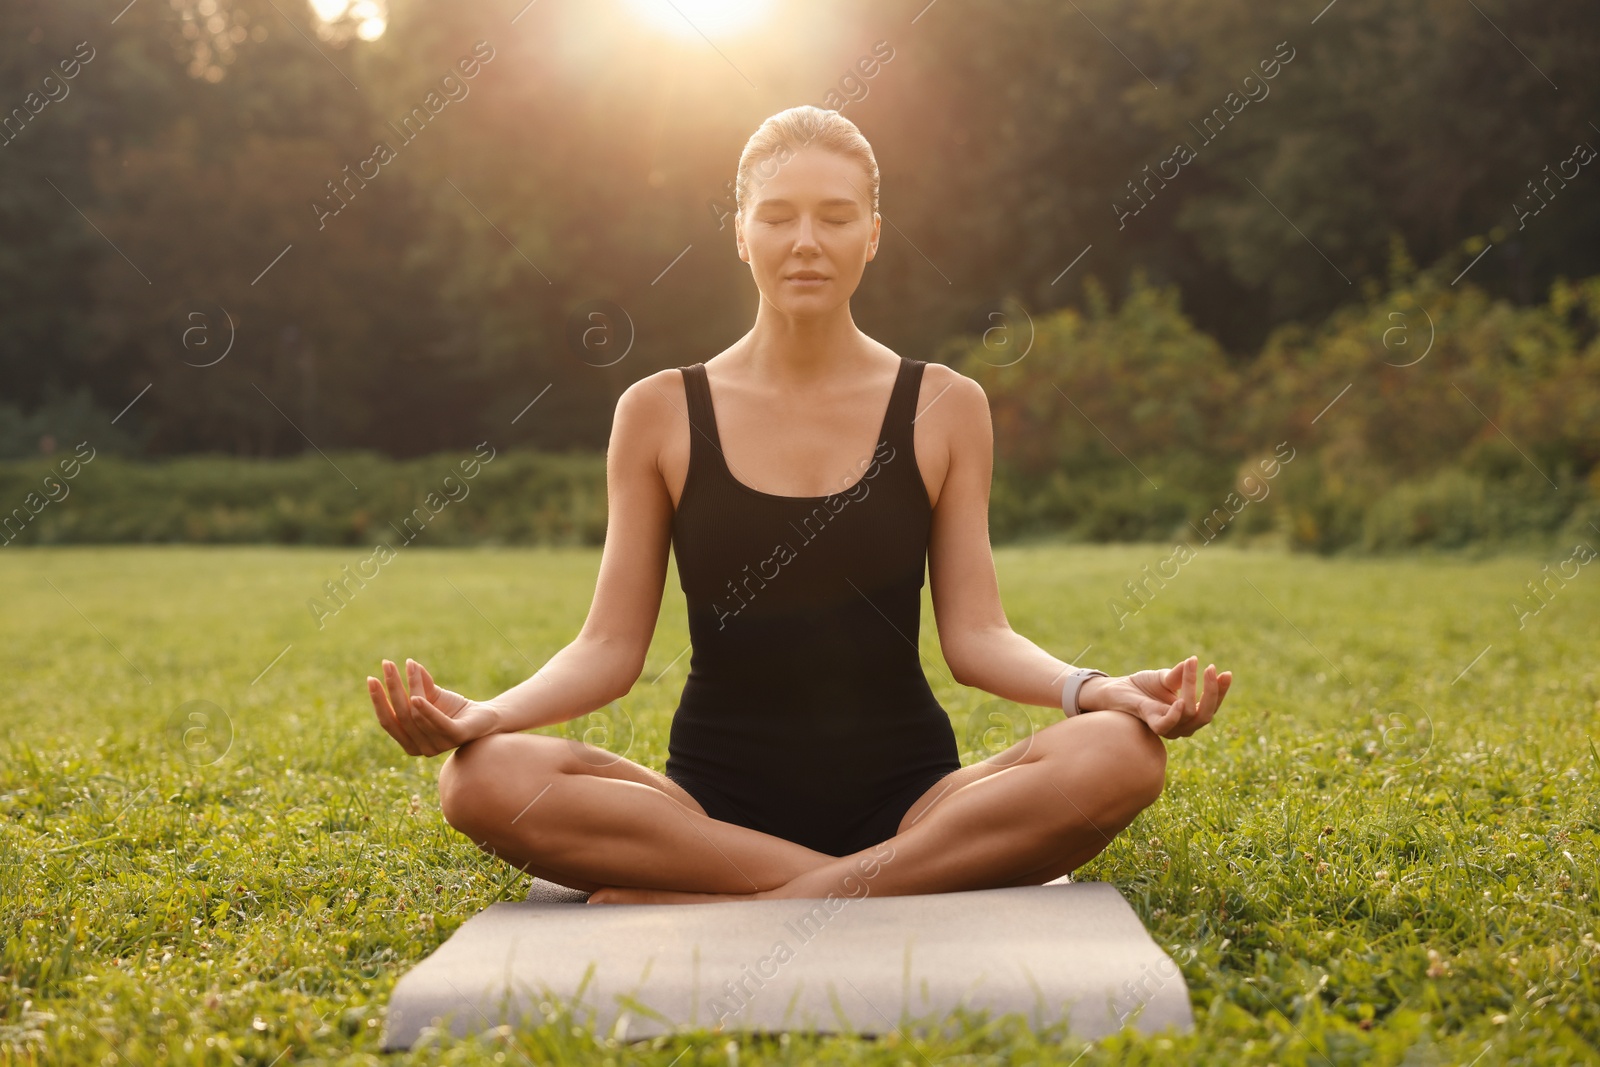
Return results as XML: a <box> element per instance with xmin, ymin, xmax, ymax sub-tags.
<box><xmin>380</xmin><ymin>874</ymin><xmax>1193</xmax><ymax>1048</ymax></box>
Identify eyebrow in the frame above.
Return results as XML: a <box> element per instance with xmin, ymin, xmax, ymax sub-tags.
<box><xmin>753</xmin><ymin>198</ymin><xmax>862</xmax><ymax>210</ymax></box>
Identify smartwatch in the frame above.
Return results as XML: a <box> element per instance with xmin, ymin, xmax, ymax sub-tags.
<box><xmin>1061</xmin><ymin>668</ymin><xmax>1109</xmax><ymax>718</ymax></box>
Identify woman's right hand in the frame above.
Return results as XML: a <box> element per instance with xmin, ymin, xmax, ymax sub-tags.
<box><xmin>367</xmin><ymin>657</ymin><xmax>500</xmax><ymax>756</ymax></box>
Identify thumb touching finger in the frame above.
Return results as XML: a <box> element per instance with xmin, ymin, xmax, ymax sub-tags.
<box><xmin>1148</xmin><ymin>698</ymin><xmax>1180</xmax><ymax>737</ymax></box>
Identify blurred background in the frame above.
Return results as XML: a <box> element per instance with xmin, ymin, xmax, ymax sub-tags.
<box><xmin>2</xmin><ymin>0</ymin><xmax>1598</xmax><ymax>553</ymax></box>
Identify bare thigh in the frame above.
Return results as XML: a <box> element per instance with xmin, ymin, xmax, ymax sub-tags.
<box><xmin>551</xmin><ymin>736</ymin><xmax>709</xmax><ymax>816</ymax></box>
<box><xmin>896</xmin><ymin>711</ymin><xmax>1161</xmax><ymax>836</ymax></box>
<box><xmin>438</xmin><ymin>735</ymin><xmax>713</xmax><ymax>876</ymax></box>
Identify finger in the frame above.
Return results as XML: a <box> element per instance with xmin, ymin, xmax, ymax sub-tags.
<box><xmin>417</xmin><ymin>660</ymin><xmax>442</xmax><ymax>703</ymax></box>
<box><xmin>408</xmin><ymin>659</ymin><xmax>449</xmax><ymax>732</ymax></box>
<box><xmin>369</xmin><ymin>670</ymin><xmax>412</xmax><ymax>749</ymax></box>
<box><xmin>1161</xmin><ymin>659</ymin><xmax>1185</xmax><ymax>691</ymax></box>
<box><xmin>1140</xmin><ymin>696</ymin><xmax>1173</xmax><ymax>721</ymax></box>
<box><xmin>408</xmin><ymin>657</ymin><xmax>436</xmax><ymax>704</ymax></box>
<box><xmin>1147</xmin><ymin>696</ymin><xmax>1184</xmax><ymax>737</ymax></box>
<box><xmin>410</xmin><ymin>690</ymin><xmax>467</xmax><ymax>744</ymax></box>
<box><xmin>408</xmin><ymin>667</ymin><xmax>467</xmax><ymax>751</ymax></box>
<box><xmin>1181</xmin><ymin>656</ymin><xmax>1198</xmax><ymax>721</ymax></box>
<box><xmin>402</xmin><ymin>660</ymin><xmax>452</xmax><ymax>754</ymax></box>
<box><xmin>368</xmin><ymin>675</ymin><xmax>418</xmax><ymax>754</ymax></box>
<box><xmin>1198</xmin><ymin>662</ymin><xmax>1220</xmax><ymax>721</ymax></box>
<box><xmin>1174</xmin><ymin>658</ymin><xmax>1201</xmax><ymax>730</ymax></box>
<box><xmin>382</xmin><ymin>659</ymin><xmax>412</xmax><ymax>722</ymax></box>
<box><xmin>375</xmin><ymin>677</ymin><xmax>423</xmax><ymax>756</ymax></box>
<box><xmin>386</xmin><ymin>659</ymin><xmax>434</xmax><ymax>754</ymax></box>
<box><xmin>1216</xmin><ymin>671</ymin><xmax>1233</xmax><ymax>705</ymax></box>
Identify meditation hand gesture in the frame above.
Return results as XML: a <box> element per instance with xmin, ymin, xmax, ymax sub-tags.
<box><xmin>368</xmin><ymin>657</ymin><xmax>500</xmax><ymax>756</ymax></box>
<box><xmin>1078</xmin><ymin>655</ymin><xmax>1230</xmax><ymax>739</ymax></box>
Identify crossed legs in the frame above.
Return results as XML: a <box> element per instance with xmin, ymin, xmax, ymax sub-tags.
<box><xmin>436</xmin><ymin>710</ymin><xmax>1166</xmax><ymax>903</ymax></box>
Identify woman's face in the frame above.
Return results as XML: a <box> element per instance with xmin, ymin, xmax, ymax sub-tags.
<box><xmin>735</xmin><ymin>146</ymin><xmax>880</xmax><ymax>315</ymax></box>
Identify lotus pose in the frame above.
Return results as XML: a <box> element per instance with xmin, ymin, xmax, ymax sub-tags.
<box><xmin>367</xmin><ymin>105</ymin><xmax>1231</xmax><ymax>905</ymax></box>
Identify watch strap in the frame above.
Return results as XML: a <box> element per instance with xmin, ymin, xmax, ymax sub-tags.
<box><xmin>1061</xmin><ymin>668</ymin><xmax>1109</xmax><ymax>718</ymax></box>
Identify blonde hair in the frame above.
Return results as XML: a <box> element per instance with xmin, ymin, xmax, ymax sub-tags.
<box><xmin>735</xmin><ymin>105</ymin><xmax>880</xmax><ymax>219</ymax></box>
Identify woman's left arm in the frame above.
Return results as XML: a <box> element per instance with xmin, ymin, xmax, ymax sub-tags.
<box><xmin>923</xmin><ymin>368</ymin><xmax>1081</xmax><ymax>704</ymax></box>
<box><xmin>923</xmin><ymin>368</ymin><xmax>1230</xmax><ymax>736</ymax></box>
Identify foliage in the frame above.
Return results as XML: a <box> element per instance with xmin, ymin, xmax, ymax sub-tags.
<box><xmin>0</xmin><ymin>447</ymin><xmax>607</xmax><ymax>548</ymax></box>
<box><xmin>3</xmin><ymin>267</ymin><xmax>1595</xmax><ymax>553</ymax></box>
<box><xmin>949</xmin><ymin>270</ymin><xmax>1600</xmax><ymax>553</ymax></box>
<box><xmin>4</xmin><ymin>0</ymin><xmax>1597</xmax><ymax>457</ymax></box>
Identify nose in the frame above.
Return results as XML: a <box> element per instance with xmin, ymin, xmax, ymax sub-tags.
<box><xmin>792</xmin><ymin>212</ymin><xmax>821</xmax><ymax>253</ymax></box>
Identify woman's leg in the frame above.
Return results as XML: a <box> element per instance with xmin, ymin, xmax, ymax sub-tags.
<box><xmin>590</xmin><ymin>710</ymin><xmax>1165</xmax><ymax>903</ymax></box>
<box><xmin>787</xmin><ymin>708</ymin><xmax>1165</xmax><ymax>897</ymax></box>
<box><xmin>436</xmin><ymin>732</ymin><xmax>834</xmax><ymax>894</ymax></box>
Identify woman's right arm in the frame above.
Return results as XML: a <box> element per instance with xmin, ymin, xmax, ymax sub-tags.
<box><xmin>479</xmin><ymin>371</ymin><xmax>679</xmax><ymax>734</ymax></box>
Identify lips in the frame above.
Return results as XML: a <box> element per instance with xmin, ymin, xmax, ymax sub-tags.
<box><xmin>787</xmin><ymin>272</ymin><xmax>828</xmax><ymax>281</ymax></box>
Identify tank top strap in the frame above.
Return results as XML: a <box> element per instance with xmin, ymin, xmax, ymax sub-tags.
<box><xmin>679</xmin><ymin>362</ymin><xmax>723</xmax><ymax>456</ymax></box>
<box><xmin>879</xmin><ymin>357</ymin><xmax>926</xmax><ymax>454</ymax></box>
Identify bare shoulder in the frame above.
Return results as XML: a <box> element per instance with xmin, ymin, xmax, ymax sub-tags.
<box><xmin>914</xmin><ymin>360</ymin><xmax>992</xmax><ymax>446</ymax></box>
<box><xmin>612</xmin><ymin>367</ymin><xmax>691</xmax><ymax>446</ymax></box>
<box><xmin>611</xmin><ymin>367</ymin><xmax>698</xmax><ymax>505</ymax></box>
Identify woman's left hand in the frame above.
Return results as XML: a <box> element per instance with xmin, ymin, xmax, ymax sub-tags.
<box><xmin>1077</xmin><ymin>655</ymin><xmax>1231</xmax><ymax>739</ymax></box>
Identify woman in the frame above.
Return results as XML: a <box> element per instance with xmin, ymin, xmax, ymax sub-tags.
<box><xmin>367</xmin><ymin>105</ymin><xmax>1231</xmax><ymax>905</ymax></box>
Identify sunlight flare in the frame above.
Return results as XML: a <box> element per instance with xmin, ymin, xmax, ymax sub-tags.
<box><xmin>619</xmin><ymin>0</ymin><xmax>775</xmax><ymax>40</ymax></box>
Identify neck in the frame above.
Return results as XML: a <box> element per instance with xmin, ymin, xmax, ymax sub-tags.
<box><xmin>737</xmin><ymin>298</ymin><xmax>869</xmax><ymax>385</ymax></box>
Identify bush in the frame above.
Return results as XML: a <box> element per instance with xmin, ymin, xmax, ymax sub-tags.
<box><xmin>956</xmin><ymin>269</ymin><xmax>1600</xmax><ymax>554</ymax></box>
<box><xmin>0</xmin><ymin>447</ymin><xmax>607</xmax><ymax>548</ymax></box>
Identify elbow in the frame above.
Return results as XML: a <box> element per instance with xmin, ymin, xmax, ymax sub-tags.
<box><xmin>944</xmin><ymin>649</ymin><xmax>976</xmax><ymax>689</ymax></box>
<box><xmin>614</xmin><ymin>642</ymin><xmax>659</xmax><ymax>702</ymax></box>
<box><xmin>941</xmin><ymin>624</ymin><xmax>1008</xmax><ymax>689</ymax></box>
<box><xmin>598</xmin><ymin>653</ymin><xmax>643</xmax><ymax>704</ymax></box>
<box><xmin>574</xmin><ymin>632</ymin><xmax>647</xmax><ymax>704</ymax></box>
<box><xmin>607</xmin><ymin>665</ymin><xmax>642</xmax><ymax>704</ymax></box>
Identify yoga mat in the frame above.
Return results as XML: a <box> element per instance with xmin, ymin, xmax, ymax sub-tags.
<box><xmin>381</xmin><ymin>874</ymin><xmax>1194</xmax><ymax>1047</ymax></box>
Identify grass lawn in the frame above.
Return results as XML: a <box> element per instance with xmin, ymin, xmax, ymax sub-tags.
<box><xmin>2</xmin><ymin>543</ymin><xmax>1597</xmax><ymax>1065</ymax></box>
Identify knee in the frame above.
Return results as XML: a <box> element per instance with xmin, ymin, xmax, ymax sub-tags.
<box><xmin>1116</xmin><ymin>714</ymin><xmax>1167</xmax><ymax>810</ymax></box>
<box><xmin>438</xmin><ymin>733</ymin><xmax>567</xmax><ymax>837</ymax></box>
<box><xmin>1086</xmin><ymin>712</ymin><xmax>1167</xmax><ymax>813</ymax></box>
<box><xmin>437</xmin><ymin>736</ymin><xmax>494</xmax><ymax>834</ymax></box>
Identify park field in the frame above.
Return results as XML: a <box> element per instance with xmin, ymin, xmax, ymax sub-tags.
<box><xmin>1</xmin><ymin>544</ymin><xmax>1597</xmax><ymax>1065</ymax></box>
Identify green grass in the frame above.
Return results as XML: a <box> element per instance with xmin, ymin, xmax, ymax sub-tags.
<box><xmin>2</xmin><ymin>543</ymin><xmax>1598</xmax><ymax>1065</ymax></box>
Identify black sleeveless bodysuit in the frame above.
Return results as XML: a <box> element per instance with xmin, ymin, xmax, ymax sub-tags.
<box><xmin>663</xmin><ymin>356</ymin><xmax>962</xmax><ymax>857</ymax></box>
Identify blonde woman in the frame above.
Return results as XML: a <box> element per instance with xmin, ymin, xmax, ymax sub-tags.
<box><xmin>367</xmin><ymin>105</ymin><xmax>1231</xmax><ymax>905</ymax></box>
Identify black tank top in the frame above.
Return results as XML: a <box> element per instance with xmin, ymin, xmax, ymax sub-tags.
<box><xmin>663</xmin><ymin>356</ymin><xmax>962</xmax><ymax>856</ymax></box>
